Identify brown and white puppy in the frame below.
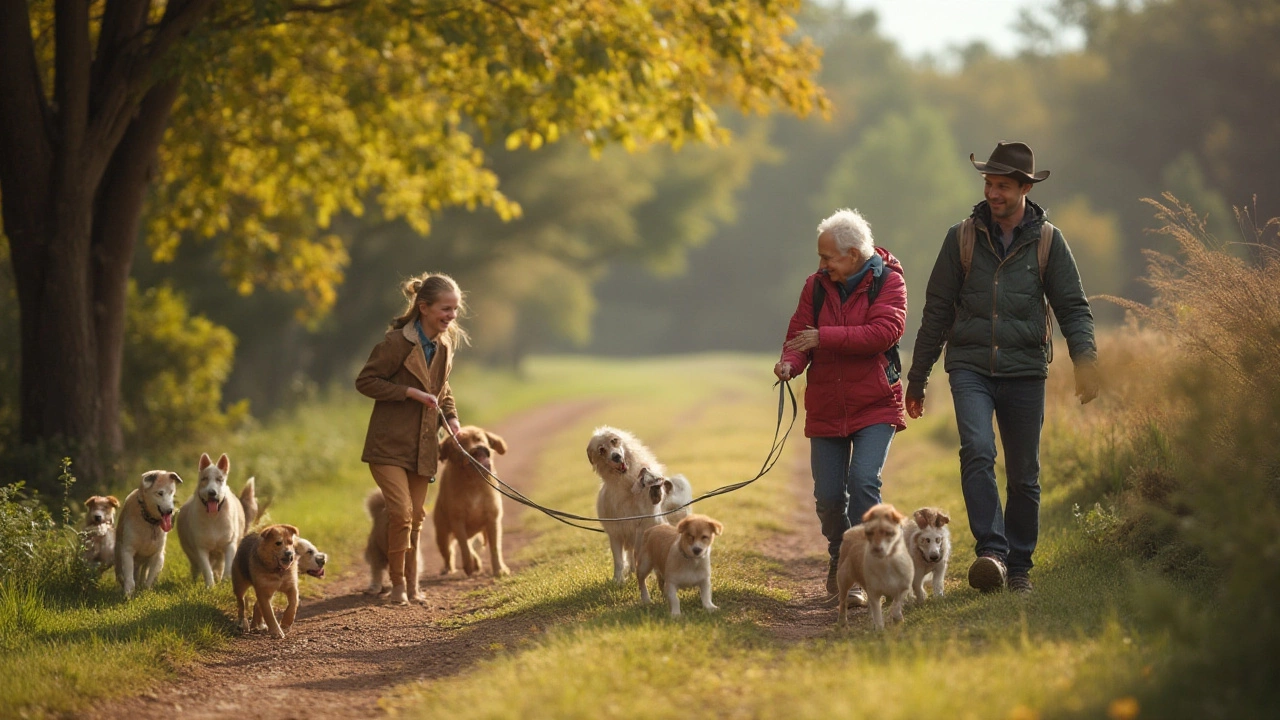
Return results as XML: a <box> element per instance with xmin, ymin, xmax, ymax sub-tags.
<box><xmin>435</xmin><ymin>426</ymin><xmax>510</xmax><ymax>577</ymax></box>
<box><xmin>903</xmin><ymin>507</ymin><xmax>951</xmax><ymax>603</ymax></box>
<box><xmin>80</xmin><ymin>495</ymin><xmax>119</xmax><ymax>572</ymax></box>
<box><xmin>362</xmin><ymin>490</ymin><xmax>422</xmax><ymax>596</ymax></box>
<box><xmin>589</xmin><ymin>427</ymin><xmax>693</xmax><ymax>584</ymax></box>
<box><xmin>115</xmin><ymin>470</ymin><xmax>183</xmax><ymax>599</ymax></box>
<box><xmin>177</xmin><ymin>453</ymin><xmax>256</xmax><ymax>587</ymax></box>
<box><xmin>232</xmin><ymin>524</ymin><xmax>299</xmax><ymax>639</ymax></box>
<box><xmin>836</xmin><ymin>503</ymin><xmax>913</xmax><ymax>630</ymax></box>
<box><xmin>636</xmin><ymin>514</ymin><xmax>724</xmax><ymax>617</ymax></box>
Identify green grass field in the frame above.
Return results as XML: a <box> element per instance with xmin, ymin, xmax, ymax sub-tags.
<box><xmin>1</xmin><ymin>354</ymin><xmax>1178</xmax><ymax>718</ymax></box>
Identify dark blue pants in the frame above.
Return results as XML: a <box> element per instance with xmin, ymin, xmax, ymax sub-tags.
<box><xmin>948</xmin><ymin>369</ymin><xmax>1044</xmax><ymax>575</ymax></box>
<box><xmin>811</xmin><ymin>424</ymin><xmax>896</xmax><ymax>559</ymax></box>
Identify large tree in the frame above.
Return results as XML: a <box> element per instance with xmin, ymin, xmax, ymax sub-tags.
<box><xmin>0</xmin><ymin>0</ymin><xmax>826</xmax><ymax>481</ymax></box>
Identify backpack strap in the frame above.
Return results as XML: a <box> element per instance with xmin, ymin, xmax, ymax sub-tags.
<box><xmin>958</xmin><ymin>218</ymin><xmax>977</xmax><ymax>279</ymax></box>
<box><xmin>1038</xmin><ymin>221</ymin><xmax>1056</xmax><ymax>361</ymax></box>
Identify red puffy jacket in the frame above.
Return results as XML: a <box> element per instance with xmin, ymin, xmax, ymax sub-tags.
<box><xmin>779</xmin><ymin>246</ymin><xmax>907</xmax><ymax>438</ymax></box>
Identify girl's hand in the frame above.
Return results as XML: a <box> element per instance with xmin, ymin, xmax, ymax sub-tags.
<box><xmin>406</xmin><ymin>388</ymin><xmax>439</xmax><ymax>408</ymax></box>
<box><xmin>446</xmin><ymin>417</ymin><xmax>461</xmax><ymax>436</ymax></box>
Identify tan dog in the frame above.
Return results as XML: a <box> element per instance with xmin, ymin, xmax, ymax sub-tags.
<box><xmin>247</xmin><ymin>536</ymin><xmax>326</xmax><ymax>631</ymax></box>
<box><xmin>362</xmin><ymin>490</ymin><xmax>423</xmax><ymax>596</ymax></box>
<box><xmin>589</xmin><ymin>426</ymin><xmax>694</xmax><ymax>584</ymax></box>
<box><xmin>636</xmin><ymin>514</ymin><xmax>724</xmax><ymax>617</ymax></box>
<box><xmin>177</xmin><ymin>453</ymin><xmax>258</xmax><ymax>587</ymax></box>
<box><xmin>435</xmin><ymin>425</ymin><xmax>510</xmax><ymax>577</ymax></box>
<box><xmin>232</xmin><ymin>524</ymin><xmax>299</xmax><ymax>639</ymax></box>
<box><xmin>903</xmin><ymin>507</ymin><xmax>951</xmax><ymax>603</ymax></box>
<box><xmin>115</xmin><ymin>470</ymin><xmax>183</xmax><ymax>599</ymax></box>
<box><xmin>80</xmin><ymin>495</ymin><xmax>119</xmax><ymax>572</ymax></box>
<box><xmin>836</xmin><ymin>503</ymin><xmax>913</xmax><ymax>630</ymax></box>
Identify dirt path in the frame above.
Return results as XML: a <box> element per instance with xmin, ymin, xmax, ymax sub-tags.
<box><xmin>88</xmin><ymin>399</ymin><xmax>603</xmax><ymax>720</ymax></box>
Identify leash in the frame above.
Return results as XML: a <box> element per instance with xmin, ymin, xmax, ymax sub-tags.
<box><xmin>435</xmin><ymin>379</ymin><xmax>798</xmax><ymax>533</ymax></box>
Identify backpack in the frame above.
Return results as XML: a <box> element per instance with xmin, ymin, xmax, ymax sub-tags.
<box><xmin>811</xmin><ymin>267</ymin><xmax>903</xmax><ymax>384</ymax></box>
<box><xmin>957</xmin><ymin>218</ymin><xmax>1057</xmax><ymax>361</ymax></box>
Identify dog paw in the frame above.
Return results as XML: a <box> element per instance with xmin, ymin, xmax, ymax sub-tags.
<box><xmin>361</xmin><ymin>586</ymin><xmax>382</xmax><ymax>596</ymax></box>
<box><xmin>272</xmin><ymin>630</ymin><xmax>286</xmax><ymax>639</ymax></box>
<box><xmin>494</xmin><ymin>565</ymin><xmax>511</xmax><ymax>577</ymax></box>
<box><xmin>704</xmin><ymin>604</ymin><xmax>720</xmax><ymax>612</ymax></box>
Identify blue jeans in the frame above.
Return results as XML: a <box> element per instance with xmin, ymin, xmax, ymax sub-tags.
<box><xmin>811</xmin><ymin>424</ymin><xmax>896</xmax><ymax>559</ymax></box>
<box><xmin>948</xmin><ymin>369</ymin><xmax>1045</xmax><ymax>575</ymax></box>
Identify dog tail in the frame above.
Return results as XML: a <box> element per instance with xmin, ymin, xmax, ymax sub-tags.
<box><xmin>366</xmin><ymin>489</ymin><xmax>385</xmax><ymax>518</ymax></box>
<box><xmin>239</xmin><ymin>477</ymin><xmax>262</xmax><ymax>533</ymax></box>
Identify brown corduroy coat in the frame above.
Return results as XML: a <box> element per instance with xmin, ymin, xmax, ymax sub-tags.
<box><xmin>356</xmin><ymin>322</ymin><xmax>458</xmax><ymax>478</ymax></box>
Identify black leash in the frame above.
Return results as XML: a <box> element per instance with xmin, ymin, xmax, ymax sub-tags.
<box><xmin>436</xmin><ymin>379</ymin><xmax>798</xmax><ymax>533</ymax></box>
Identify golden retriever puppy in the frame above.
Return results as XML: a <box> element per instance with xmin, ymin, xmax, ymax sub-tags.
<box><xmin>589</xmin><ymin>426</ymin><xmax>693</xmax><ymax>584</ymax></box>
<box><xmin>248</xmin><ymin>535</ymin><xmax>326</xmax><ymax>631</ymax></box>
<box><xmin>361</xmin><ymin>490</ymin><xmax>422</xmax><ymax>596</ymax></box>
<box><xmin>903</xmin><ymin>507</ymin><xmax>951</xmax><ymax>602</ymax></box>
<box><xmin>435</xmin><ymin>426</ymin><xmax>510</xmax><ymax>578</ymax></box>
<box><xmin>115</xmin><ymin>470</ymin><xmax>183</xmax><ymax>599</ymax></box>
<box><xmin>232</xmin><ymin>524</ymin><xmax>299</xmax><ymax>639</ymax></box>
<box><xmin>636</xmin><ymin>514</ymin><xmax>724</xmax><ymax>617</ymax></box>
<box><xmin>80</xmin><ymin>495</ymin><xmax>119</xmax><ymax>572</ymax></box>
<box><xmin>836</xmin><ymin>503</ymin><xmax>913</xmax><ymax>630</ymax></box>
<box><xmin>177</xmin><ymin>452</ymin><xmax>257</xmax><ymax>587</ymax></box>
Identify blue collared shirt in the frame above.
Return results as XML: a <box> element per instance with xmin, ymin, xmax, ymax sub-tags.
<box><xmin>413</xmin><ymin>320</ymin><xmax>437</xmax><ymax>368</ymax></box>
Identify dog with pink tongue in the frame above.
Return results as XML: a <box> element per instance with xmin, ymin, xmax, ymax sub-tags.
<box><xmin>116</xmin><ymin>469</ymin><xmax>183</xmax><ymax>598</ymax></box>
<box><xmin>177</xmin><ymin>452</ymin><xmax>259</xmax><ymax>587</ymax></box>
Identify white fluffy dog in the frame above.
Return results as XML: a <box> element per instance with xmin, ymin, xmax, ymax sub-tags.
<box><xmin>176</xmin><ymin>453</ymin><xmax>258</xmax><ymax>587</ymax></box>
<box><xmin>902</xmin><ymin>507</ymin><xmax>951</xmax><ymax>603</ymax></box>
<box><xmin>588</xmin><ymin>426</ymin><xmax>693</xmax><ymax>584</ymax></box>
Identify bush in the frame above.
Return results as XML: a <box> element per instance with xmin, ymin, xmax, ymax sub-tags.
<box><xmin>0</xmin><ymin>460</ymin><xmax>99</xmax><ymax>598</ymax></box>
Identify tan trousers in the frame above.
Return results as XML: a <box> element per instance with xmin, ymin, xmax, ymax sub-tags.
<box><xmin>369</xmin><ymin>464</ymin><xmax>432</xmax><ymax>554</ymax></box>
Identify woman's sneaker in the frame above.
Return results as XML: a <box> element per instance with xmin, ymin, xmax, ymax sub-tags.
<box><xmin>846</xmin><ymin>584</ymin><xmax>868</xmax><ymax>608</ymax></box>
<box><xmin>968</xmin><ymin>555</ymin><xmax>1007</xmax><ymax>592</ymax></box>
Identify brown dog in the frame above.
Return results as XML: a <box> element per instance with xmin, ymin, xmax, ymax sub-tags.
<box><xmin>232</xmin><ymin>524</ymin><xmax>299</xmax><ymax>639</ymax></box>
<box><xmin>435</xmin><ymin>426</ymin><xmax>510</xmax><ymax>577</ymax></box>
<box><xmin>636</xmin><ymin>514</ymin><xmax>724</xmax><ymax>617</ymax></box>
<box><xmin>836</xmin><ymin>504</ymin><xmax>913</xmax><ymax>630</ymax></box>
<box><xmin>81</xmin><ymin>495</ymin><xmax>120</xmax><ymax>572</ymax></box>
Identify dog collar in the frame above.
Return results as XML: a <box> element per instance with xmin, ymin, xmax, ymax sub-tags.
<box><xmin>138</xmin><ymin>494</ymin><xmax>162</xmax><ymax>526</ymax></box>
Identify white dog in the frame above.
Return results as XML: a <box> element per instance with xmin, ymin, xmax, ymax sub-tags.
<box><xmin>636</xmin><ymin>514</ymin><xmax>723</xmax><ymax>616</ymax></box>
<box><xmin>177</xmin><ymin>453</ymin><xmax>259</xmax><ymax>587</ymax></box>
<box><xmin>294</xmin><ymin>537</ymin><xmax>328</xmax><ymax>580</ymax></box>
<box><xmin>902</xmin><ymin>507</ymin><xmax>951</xmax><ymax>603</ymax></box>
<box><xmin>835</xmin><ymin>503</ymin><xmax>913</xmax><ymax>630</ymax></box>
<box><xmin>115</xmin><ymin>470</ymin><xmax>183</xmax><ymax>599</ymax></box>
<box><xmin>588</xmin><ymin>427</ymin><xmax>693</xmax><ymax>584</ymax></box>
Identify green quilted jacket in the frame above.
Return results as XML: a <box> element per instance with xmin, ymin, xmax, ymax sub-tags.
<box><xmin>906</xmin><ymin>200</ymin><xmax>1096</xmax><ymax>397</ymax></box>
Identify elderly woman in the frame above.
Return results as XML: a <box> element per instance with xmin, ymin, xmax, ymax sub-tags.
<box><xmin>774</xmin><ymin>208</ymin><xmax>908</xmax><ymax>606</ymax></box>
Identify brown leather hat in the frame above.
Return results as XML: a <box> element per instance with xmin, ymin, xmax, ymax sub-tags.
<box><xmin>970</xmin><ymin>141</ymin><xmax>1050</xmax><ymax>183</ymax></box>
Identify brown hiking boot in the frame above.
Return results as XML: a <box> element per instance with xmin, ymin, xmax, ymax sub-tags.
<box><xmin>1008</xmin><ymin>573</ymin><xmax>1033</xmax><ymax>594</ymax></box>
<box><xmin>968</xmin><ymin>555</ymin><xmax>1007</xmax><ymax>593</ymax></box>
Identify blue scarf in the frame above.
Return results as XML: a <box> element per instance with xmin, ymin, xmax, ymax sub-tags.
<box><xmin>837</xmin><ymin>254</ymin><xmax>884</xmax><ymax>302</ymax></box>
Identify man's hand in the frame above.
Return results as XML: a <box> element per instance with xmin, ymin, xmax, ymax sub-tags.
<box><xmin>905</xmin><ymin>382</ymin><xmax>925</xmax><ymax>419</ymax></box>
<box><xmin>773</xmin><ymin>361</ymin><xmax>793</xmax><ymax>381</ymax></box>
<box><xmin>783</xmin><ymin>326</ymin><xmax>820</xmax><ymax>353</ymax></box>
<box><xmin>1075</xmin><ymin>362</ymin><xmax>1100</xmax><ymax>404</ymax></box>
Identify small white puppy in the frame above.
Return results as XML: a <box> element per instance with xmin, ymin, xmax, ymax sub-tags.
<box><xmin>902</xmin><ymin>507</ymin><xmax>951</xmax><ymax>602</ymax></box>
<box><xmin>294</xmin><ymin>537</ymin><xmax>329</xmax><ymax>580</ymax></box>
<box><xmin>177</xmin><ymin>453</ymin><xmax>257</xmax><ymax>587</ymax></box>
<box><xmin>636</xmin><ymin>514</ymin><xmax>724</xmax><ymax>617</ymax></box>
<box><xmin>835</xmin><ymin>503</ymin><xmax>913</xmax><ymax>630</ymax></box>
<box><xmin>80</xmin><ymin>495</ymin><xmax>119</xmax><ymax>572</ymax></box>
<box><xmin>115</xmin><ymin>470</ymin><xmax>183</xmax><ymax>599</ymax></box>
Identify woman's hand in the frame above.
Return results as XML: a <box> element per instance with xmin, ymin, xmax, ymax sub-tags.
<box><xmin>784</xmin><ymin>326</ymin><xmax>820</xmax><ymax>353</ymax></box>
<box><xmin>773</xmin><ymin>361</ymin><xmax>793</xmax><ymax>381</ymax></box>
<box><xmin>406</xmin><ymin>387</ymin><xmax>439</xmax><ymax>408</ymax></box>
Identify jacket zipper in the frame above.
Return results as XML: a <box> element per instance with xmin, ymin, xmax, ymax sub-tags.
<box><xmin>980</xmin><ymin>222</ymin><xmax>1037</xmax><ymax>375</ymax></box>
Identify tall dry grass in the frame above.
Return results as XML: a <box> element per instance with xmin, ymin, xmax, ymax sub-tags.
<box><xmin>1087</xmin><ymin>194</ymin><xmax>1280</xmax><ymax>716</ymax></box>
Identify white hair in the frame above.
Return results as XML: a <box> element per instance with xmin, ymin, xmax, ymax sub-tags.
<box><xmin>816</xmin><ymin>208</ymin><xmax>874</xmax><ymax>260</ymax></box>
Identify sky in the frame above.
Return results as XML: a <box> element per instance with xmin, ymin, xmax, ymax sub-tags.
<box><xmin>837</xmin><ymin>0</ymin><xmax>1086</xmax><ymax>60</ymax></box>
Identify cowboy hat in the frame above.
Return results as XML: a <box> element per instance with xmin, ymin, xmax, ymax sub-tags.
<box><xmin>970</xmin><ymin>141</ymin><xmax>1050</xmax><ymax>183</ymax></box>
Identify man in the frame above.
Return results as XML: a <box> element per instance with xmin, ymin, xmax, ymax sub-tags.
<box><xmin>905</xmin><ymin>141</ymin><xmax>1099</xmax><ymax>595</ymax></box>
<box><xmin>775</xmin><ymin>208</ymin><xmax>907</xmax><ymax>605</ymax></box>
